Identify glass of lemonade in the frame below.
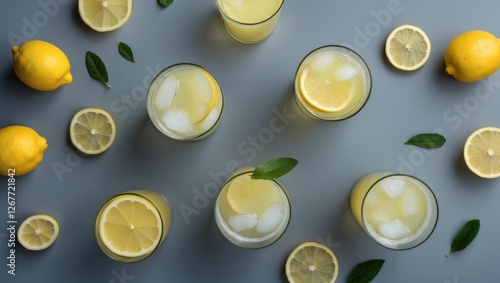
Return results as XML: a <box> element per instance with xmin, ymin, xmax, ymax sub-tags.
<box><xmin>294</xmin><ymin>45</ymin><xmax>372</xmax><ymax>121</ymax></box>
<box><xmin>350</xmin><ymin>172</ymin><xmax>438</xmax><ymax>250</ymax></box>
<box><xmin>147</xmin><ymin>63</ymin><xmax>224</xmax><ymax>141</ymax></box>
<box><xmin>216</xmin><ymin>0</ymin><xmax>285</xmax><ymax>44</ymax></box>
<box><xmin>214</xmin><ymin>167</ymin><xmax>291</xmax><ymax>249</ymax></box>
<box><xmin>95</xmin><ymin>189</ymin><xmax>173</xmax><ymax>263</ymax></box>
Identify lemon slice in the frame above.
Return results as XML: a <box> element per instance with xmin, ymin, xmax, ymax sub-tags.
<box><xmin>385</xmin><ymin>24</ymin><xmax>431</xmax><ymax>71</ymax></box>
<box><xmin>69</xmin><ymin>108</ymin><xmax>116</xmax><ymax>155</ymax></box>
<box><xmin>190</xmin><ymin>71</ymin><xmax>217</xmax><ymax>124</ymax></box>
<box><xmin>18</xmin><ymin>214</ymin><xmax>59</xmax><ymax>251</ymax></box>
<box><xmin>285</xmin><ymin>242</ymin><xmax>339</xmax><ymax>283</ymax></box>
<box><xmin>225</xmin><ymin>174</ymin><xmax>282</xmax><ymax>215</ymax></box>
<box><xmin>98</xmin><ymin>195</ymin><xmax>162</xmax><ymax>258</ymax></box>
<box><xmin>299</xmin><ymin>68</ymin><xmax>355</xmax><ymax>113</ymax></box>
<box><xmin>78</xmin><ymin>0</ymin><xmax>132</xmax><ymax>32</ymax></box>
<box><xmin>464</xmin><ymin>126</ymin><xmax>500</xmax><ymax>178</ymax></box>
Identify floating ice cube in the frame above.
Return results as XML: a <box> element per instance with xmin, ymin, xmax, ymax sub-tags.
<box><xmin>378</xmin><ymin>220</ymin><xmax>410</xmax><ymax>240</ymax></box>
<box><xmin>228</xmin><ymin>214</ymin><xmax>258</xmax><ymax>232</ymax></box>
<box><xmin>161</xmin><ymin>109</ymin><xmax>193</xmax><ymax>134</ymax></box>
<box><xmin>380</xmin><ymin>178</ymin><xmax>407</xmax><ymax>199</ymax></box>
<box><xmin>309</xmin><ymin>52</ymin><xmax>338</xmax><ymax>73</ymax></box>
<box><xmin>155</xmin><ymin>76</ymin><xmax>178</xmax><ymax>110</ymax></box>
<box><xmin>257</xmin><ymin>203</ymin><xmax>285</xmax><ymax>234</ymax></box>
<box><xmin>401</xmin><ymin>189</ymin><xmax>419</xmax><ymax>216</ymax></box>
<box><xmin>334</xmin><ymin>63</ymin><xmax>360</xmax><ymax>81</ymax></box>
<box><xmin>199</xmin><ymin>108</ymin><xmax>219</xmax><ymax>131</ymax></box>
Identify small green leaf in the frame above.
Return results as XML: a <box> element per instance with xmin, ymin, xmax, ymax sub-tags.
<box><xmin>251</xmin><ymin>157</ymin><xmax>298</xmax><ymax>180</ymax></box>
<box><xmin>346</xmin><ymin>259</ymin><xmax>385</xmax><ymax>283</ymax></box>
<box><xmin>158</xmin><ymin>0</ymin><xmax>173</xmax><ymax>7</ymax></box>
<box><xmin>404</xmin><ymin>133</ymin><xmax>446</xmax><ymax>149</ymax></box>
<box><xmin>446</xmin><ymin>219</ymin><xmax>480</xmax><ymax>257</ymax></box>
<box><xmin>118</xmin><ymin>42</ymin><xmax>135</xmax><ymax>63</ymax></box>
<box><xmin>85</xmin><ymin>51</ymin><xmax>111</xmax><ymax>88</ymax></box>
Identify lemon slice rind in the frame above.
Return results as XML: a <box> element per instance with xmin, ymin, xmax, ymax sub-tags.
<box><xmin>464</xmin><ymin>126</ymin><xmax>500</xmax><ymax>179</ymax></box>
<box><xmin>78</xmin><ymin>0</ymin><xmax>132</xmax><ymax>32</ymax></box>
<box><xmin>385</xmin><ymin>24</ymin><xmax>431</xmax><ymax>71</ymax></box>
<box><xmin>285</xmin><ymin>241</ymin><xmax>339</xmax><ymax>283</ymax></box>
<box><xmin>69</xmin><ymin>108</ymin><xmax>116</xmax><ymax>155</ymax></box>
<box><xmin>18</xmin><ymin>214</ymin><xmax>59</xmax><ymax>251</ymax></box>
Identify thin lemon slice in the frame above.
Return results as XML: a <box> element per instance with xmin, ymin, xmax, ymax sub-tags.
<box><xmin>69</xmin><ymin>108</ymin><xmax>116</xmax><ymax>155</ymax></box>
<box><xmin>78</xmin><ymin>0</ymin><xmax>132</xmax><ymax>32</ymax></box>
<box><xmin>299</xmin><ymin>68</ymin><xmax>355</xmax><ymax>113</ymax></box>
<box><xmin>385</xmin><ymin>24</ymin><xmax>431</xmax><ymax>71</ymax></box>
<box><xmin>225</xmin><ymin>174</ymin><xmax>282</xmax><ymax>215</ymax></box>
<box><xmin>98</xmin><ymin>195</ymin><xmax>162</xmax><ymax>258</ymax></box>
<box><xmin>464</xmin><ymin>126</ymin><xmax>500</xmax><ymax>178</ymax></box>
<box><xmin>285</xmin><ymin>242</ymin><xmax>339</xmax><ymax>283</ymax></box>
<box><xmin>192</xmin><ymin>72</ymin><xmax>217</xmax><ymax>124</ymax></box>
<box><xmin>18</xmin><ymin>214</ymin><xmax>59</xmax><ymax>251</ymax></box>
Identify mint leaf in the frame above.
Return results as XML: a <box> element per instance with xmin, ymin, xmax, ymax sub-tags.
<box><xmin>85</xmin><ymin>51</ymin><xmax>110</xmax><ymax>88</ymax></box>
<box><xmin>251</xmin><ymin>157</ymin><xmax>298</xmax><ymax>180</ymax></box>
<box><xmin>118</xmin><ymin>42</ymin><xmax>135</xmax><ymax>63</ymax></box>
<box><xmin>404</xmin><ymin>133</ymin><xmax>445</xmax><ymax>149</ymax></box>
<box><xmin>446</xmin><ymin>219</ymin><xmax>480</xmax><ymax>257</ymax></box>
<box><xmin>158</xmin><ymin>0</ymin><xmax>173</xmax><ymax>7</ymax></box>
<box><xmin>346</xmin><ymin>259</ymin><xmax>385</xmax><ymax>283</ymax></box>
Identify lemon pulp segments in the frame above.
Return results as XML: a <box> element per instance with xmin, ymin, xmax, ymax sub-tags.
<box><xmin>18</xmin><ymin>215</ymin><xmax>59</xmax><ymax>251</ymax></box>
<box><xmin>99</xmin><ymin>195</ymin><xmax>162</xmax><ymax>257</ymax></box>
<box><xmin>78</xmin><ymin>0</ymin><xmax>132</xmax><ymax>32</ymax></box>
<box><xmin>464</xmin><ymin>126</ymin><xmax>500</xmax><ymax>178</ymax></box>
<box><xmin>70</xmin><ymin>108</ymin><xmax>116</xmax><ymax>155</ymax></box>
<box><xmin>285</xmin><ymin>242</ymin><xmax>339</xmax><ymax>283</ymax></box>
<box><xmin>385</xmin><ymin>24</ymin><xmax>431</xmax><ymax>71</ymax></box>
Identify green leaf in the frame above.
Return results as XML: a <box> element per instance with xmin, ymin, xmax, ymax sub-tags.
<box><xmin>251</xmin><ymin>157</ymin><xmax>298</xmax><ymax>180</ymax></box>
<box><xmin>446</xmin><ymin>219</ymin><xmax>480</xmax><ymax>257</ymax></box>
<box><xmin>346</xmin><ymin>259</ymin><xmax>385</xmax><ymax>283</ymax></box>
<box><xmin>85</xmin><ymin>51</ymin><xmax>111</xmax><ymax>88</ymax></box>
<box><xmin>158</xmin><ymin>0</ymin><xmax>173</xmax><ymax>7</ymax></box>
<box><xmin>118</xmin><ymin>42</ymin><xmax>135</xmax><ymax>63</ymax></box>
<box><xmin>404</xmin><ymin>133</ymin><xmax>446</xmax><ymax>149</ymax></box>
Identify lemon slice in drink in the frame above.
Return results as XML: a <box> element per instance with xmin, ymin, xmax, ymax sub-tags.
<box><xmin>299</xmin><ymin>68</ymin><xmax>355</xmax><ymax>113</ymax></box>
<box><xmin>464</xmin><ymin>126</ymin><xmax>500</xmax><ymax>178</ymax></box>
<box><xmin>285</xmin><ymin>242</ymin><xmax>339</xmax><ymax>283</ymax></box>
<box><xmin>69</xmin><ymin>108</ymin><xmax>116</xmax><ymax>155</ymax></box>
<box><xmin>78</xmin><ymin>0</ymin><xmax>132</xmax><ymax>32</ymax></box>
<box><xmin>385</xmin><ymin>24</ymin><xmax>431</xmax><ymax>71</ymax></box>
<box><xmin>98</xmin><ymin>195</ymin><xmax>162</xmax><ymax>258</ymax></box>
<box><xmin>226</xmin><ymin>174</ymin><xmax>282</xmax><ymax>215</ymax></box>
<box><xmin>190</xmin><ymin>71</ymin><xmax>217</xmax><ymax>124</ymax></box>
<box><xmin>18</xmin><ymin>214</ymin><xmax>59</xmax><ymax>251</ymax></box>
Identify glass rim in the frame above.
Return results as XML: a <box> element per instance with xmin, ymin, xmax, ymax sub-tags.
<box><xmin>215</xmin><ymin>0</ymin><xmax>285</xmax><ymax>27</ymax></box>
<box><xmin>294</xmin><ymin>45</ymin><xmax>373</xmax><ymax>121</ymax></box>
<box><xmin>359</xmin><ymin>173</ymin><xmax>439</xmax><ymax>251</ymax></box>
<box><xmin>146</xmin><ymin>63</ymin><xmax>225</xmax><ymax>141</ymax></box>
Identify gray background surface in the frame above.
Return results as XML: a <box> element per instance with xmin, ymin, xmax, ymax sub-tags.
<box><xmin>1</xmin><ymin>0</ymin><xmax>500</xmax><ymax>282</ymax></box>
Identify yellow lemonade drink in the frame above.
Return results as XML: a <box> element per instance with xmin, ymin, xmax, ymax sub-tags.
<box><xmin>350</xmin><ymin>172</ymin><xmax>438</xmax><ymax>250</ymax></box>
<box><xmin>216</xmin><ymin>0</ymin><xmax>284</xmax><ymax>44</ymax></box>
<box><xmin>295</xmin><ymin>45</ymin><xmax>372</xmax><ymax>121</ymax></box>
<box><xmin>95</xmin><ymin>190</ymin><xmax>172</xmax><ymax>263</ymax></box>
<box><xmin>214</xmin><ymin>168</ymin><xmax>291</xmax><ymax>248</ymax></box>
<box><xmin>147</xmin><ymin>64</ymin><xmax>224</xmax><ymax>141</ymax></box>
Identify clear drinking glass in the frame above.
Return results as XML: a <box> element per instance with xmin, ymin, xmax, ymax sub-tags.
<box><xmin>294</xmin><ymin>45</ymin><xmax>372</xmax><ymax>121</ymax></box>
<box><xmin>216</xmin><ymin>0</ymin><xmax>285</xmax><ymax>44</ymax></box>
<box><xmin>147</xmin><ymin>63</ymin><xmax>224</xmax><ymax>141</ymax></box>
<box><xmin>95</xmin><ymin>189</ymin><xmax>172</xmax><ymax>263</ymax></box>
<box><xmin>350</xmin><ymin>172</ymin><xmax>438</xmax><ymax>250</ymax></box>
<box><xmin>214</xmin><ymin>167</ymin><xmax>291</xmax><ymax>249</ymax></box>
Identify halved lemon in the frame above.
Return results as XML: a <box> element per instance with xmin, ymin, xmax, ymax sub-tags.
<box><xmin>285</xmin><ymin>242</ymin><xmax>339</xmax><ymax>283</ymax></box>
<box><xmin>464</xmin><ymin>126</ymin><xmax>500</xmax><ymax>178</ymax></box>
<box><xmin>225</xmin><ymin>174</ymin><xmax>282</xmax><ymax>215</ymax></box>
<box><xmin>69</xmin><ymin>108</ymin><xmax>116</xmax><ymax>155</ymax></box>
<box><xmin>78</xmin><ymin>0</ymin><xmax>132</xmax><ymax>32</ymax></box>
<box><xmin>299</xmin><ymin>68</ymin><xmax>355</xmax><ymax>113</ymax></box>
<box><xmin>385</xmin><ymin>24</ymin><xmax>431</xmax><ymax>71</ymax></box>
<box><xmin>98</xmin><ymin>195</ymin><xmax>162</xmax><ymax>258</ymax></box>
<box><xmin>18</xmin><ymin>214</ymin><xmax>59</xmax><ymax>251</ymax></box>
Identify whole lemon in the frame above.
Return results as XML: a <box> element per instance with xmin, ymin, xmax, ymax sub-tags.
<box><xmin>444</xmin><ymin>30</ymin><xmax>500</xmax><ymax>82</ymax></box>
<box><xmin>0</xmin><ymin>125</ymin><xmax>48</xmax><ymax>176</ymax></box>
<box><xmin>12</xmin><ymin>40</ymin><xmax>73</xmax><ymax>91</ymax></box>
